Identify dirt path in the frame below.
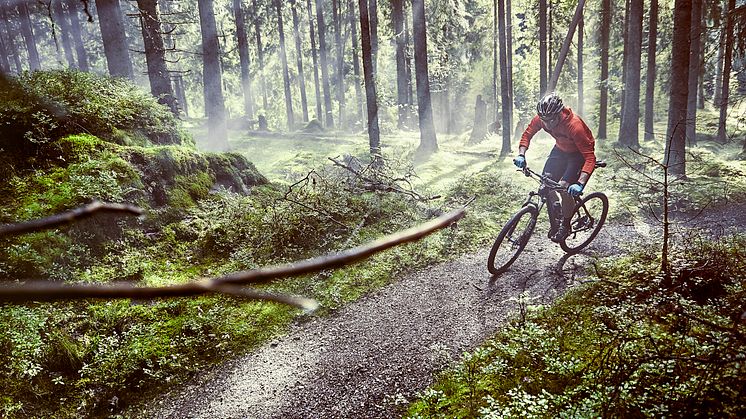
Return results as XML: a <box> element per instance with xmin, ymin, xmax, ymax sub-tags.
<box><xmin>137</xmin><ymin>207</ymin><xmax>744</xmax><ymax>419</ymax></box>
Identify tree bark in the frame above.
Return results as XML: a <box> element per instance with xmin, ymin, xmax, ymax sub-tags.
<box><xmin>643</xmin><ymin>0</ymin><xmax>658</xmax><ymax>140</ymax></box>
<box><xmin>137</xmin><ymin>0</ymin><xmax>178</xmax><ymax>115</ymax></box>
<box><xmin>52</xmin><ymin>0</ymin><xmax>76</xmax><ymax>67</ymax></box>
<box><xmin>577</xmin><ymin>14</ymin><xmax>583</xmax><ymax>116</ymax></box>
<box><xmin>598</xmin><ymin>0</ymin><xmax>610</xmax><ymax>139</ymax></box>
<box><xmin>716</xmin><ymin>0</ymin><xmax>735</xmax><ymax>143</ymax></box>
<box><xmin>17</xmin><ymin>0</ymin><xmax>41</xmax><ymax>71</ymax></box>
<box><xmin>275</xmin><ymin>0</ymin><xmax>295</xmax><ymax>130</ymax></box>
<box><xmin>697</xmin><ymin>2</ymin><xmax>705</xmax><ymax>110</ymax></box>
<box><xmin>618</xmin><ymin>0</ymin><xmax>643</xmax><ymax>148</ymax></box>
<box><xmin>348</xmin><ymin>0</ymin><xmax>363</xmax><ymax>124</ymax></box>
<box><xmin>357</xmin><ymin>0</ymin><xmax>379</xmax><ymax>152</ymax></box>
<box><xmin>497</xmin><ymin>0</ymin><xmax>511</xmax><ymax>155</ymax></box>
<box><xmin>664</xmin><ymin>0</ymin><xmax>692</xmax><ymax>177</ymax></box>
<box><xmin>492</xmin><ymin>0</ymin><xmax>497</xmax><ymax>121</ymax></box>
<box><xmin>404</xmin><ymin>9</ymin><xmax>414</xmax><ymax>111</ymax></box>
<box><xmin>547</xmin><ymin>0</ymin><xmax>586</xmax><ymax>93</ymax></box>
<box><xmin>291</xmin><ymin>0</ymin><xmax>308</xmax><ymax>122</ymax></box>
<box><xmin>315</xmin><ymin>0</ymin><xmax>334</xmax><ymax>127</ymax></box>
<box><xmin>234</xmin><ymin>0</ymin><xmax>255</xmax><ymax>120</ymax></box>
<box><xmin>713</xmin><ymin>3</ymin><xmax>725</xmax><ymax>107</ymax></box>
<box><xmin>252</xmin><ymin>0</ymin><xmax>268</xmax><ymax>111</ymax></box>
<box><xmin>506</xmin><ymin>0</ymin><xmax>513</xmax><ymax>117</ymax></box>
<box><xmin>685</xmin><ymin>0</ymin><xmax>702</xmax><ymax>147</ymax></box>
<box><xmin>332</xmin><ymin>0</ymin><xmax>345</xmax><ymax>128</ymax></box>
<box><xmin>95</xmin><ymin>0</ymin><xmax>133</xmax><ymax>78</ymax></box>
<box><xmin>411</xmin><ymin>0</ymin><xmax>437</xmax><ymax>153</ymax></box>
<box><xmin>0</xmin><ymin>1</ymin><xmax>23</xmax><ymax>73</ymax></box>
<box><xmin>393</xmin><ymin>0</ymin><xmax>407</xmax><ymax>129</ymax></box>
<box><xmin>620</xmin><ymin>0</ymin><xmax>630</xmax><ymax>124</ymax></box>
<box><xmin>539</xmin><ymin>0</ymin><xmax>547</xmax><ymax>95</ymax></box>
<box><xmin>368</xmin><ymin>0</ymin><xmax>377</xmax><ymax>73</ymax></box>
<box><xmin>197</xmin><ymin>0</ymin><xmax>228</xmax><ymax>150</ymax></box>
<box><xmin>66</xmin><ymin>0</ymin><xmax>89</xmax><ymax>71</ymax></box>
<box><xmin>306</xmin><ymin>0</ymin><xmax>323</xmax><ymax>122</ymax></box>
<box><xmin>0</xmin><ymin>34</ymin><xmax>8</xmax><ymax>73</ymax></box>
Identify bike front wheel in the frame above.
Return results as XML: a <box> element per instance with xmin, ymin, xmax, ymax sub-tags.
<box><xmin>487</xmin><ymin>205</ymin><xmax>539</xmax><ymax>275</ymax></box>
<box><xmin>560</xmin><ymin>192</ymin><xmax>609</xmax><ymax>254</ymax></box>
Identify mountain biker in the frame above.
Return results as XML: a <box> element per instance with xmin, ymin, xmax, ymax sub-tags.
<box><xmin>512</xmin><ymin>92</ymin><xmax>597</xmax><ymax>240</ymax></box>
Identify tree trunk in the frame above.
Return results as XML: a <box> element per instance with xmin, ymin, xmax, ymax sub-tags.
<box><xmin>393</xmin><ymin>0</ymin><xmax>407</xmax><ymax>129</ymax></box>
<box><xmin>643</xmin><ymin>0</ymin><xmax>658</xmax><ymax>140</ymax></box>
<box><xmin>577</xmin><ymin>14</ymin><xmax>583</xmax><ymax>116</ymax></box>
<box><xmin>137</xmin><ymin>0</ymin><xmax>178</xmax><ymax>115</ymax></box>
<box><xmin>713</xmin><ymin>3</ymin><xmax>725</xmax><ymax>107</ymax></box>
<box><xmin>716</xmin><ymin>0</ymin><xmax>735</xmax><ymax>143</ymax></box>
<box><xmin>411</xmin><ymin>0</ymin><xmax>437</xmax><ymax>153</ymax></box>
<box><xmin>252</xmin><ymin>0</ymin><xmax>268</xmax><ymax>111</ymax></box>
<box><xmin>0</xmin><ymin>38</ymin><xmax>8</xmax><ymax>73</ymax></box>
<box><xmin>404</xmin><ymin>9</ymin><xmax>414</xmax><ymax>112</ymax></box>
<box><xmin>697</xmin><ymin>2</ymin><xmax>705</xmax><ymax>111</ymax></box>
<box><xmin>0</xmin><ymin>2</ymin><xmax>23</xmax><ymax>73</ymax></box>
<box><xmin>66</xmin><ymin>0</ymin><xmax>89</xmax><ymax>71</ymax></box>
<box><xmin>469</xmin><ymin>95</ymin><xmax>487</xmax><ymax>143</ymax></box>
<box><xmin>197</xmin><ymin>0</ymin><xmax>228</xmax><ymax>150</ymax></box>
<box><xmin>234</xmin><ymin>0</ymin><xmax>255</xmax><ymax>120</ymax></box>
<box><xmin>598</xmin><ymin>0</ymin><xmax>610</xmax><ymax>139</ymax></box>
<box><xmin>348</xmin><ymin>0</ymin><xmax>363</xmax><ymax>124</ymax></box>
<box><xmin>368</xmin><ymin>0</ymin><xmax>377</xmax><ymax>73</ymax></box>
<box><xmin>685</xmin><ymin>0</ymin><xmax>702</xmax><ymax>147</ymax></box>
<box><xmin>539</xmin><ymin>0</ymin><xmax>547</xmax><ymax>95</ymax></box>
<box><xmin>547</xmin><ymin>0</ymin><xmax>586</xmax><ymax>93</ymax></box>
<box><xmin>506</xmin><ymin>0</ymin><xmax>513</xmax><ymax>120</ymax></box>
<box><xmin>498</xmin><ymin>0</ymin><xmax>510</xmax><ymax>155</ymax></box>
<box><xmin>357</xmin><ymin>0</ymin><xmax>379</xmax><ymax>153</ymax></box>
<box><xmin>620</xmin><ymin>0</ymin><xmax>630</xmax><ymax>124</ymax></box>
<box><xmin>275</xmin><ymin>0</ymin><xmax>295</xmax><ymax>130</ymax></box>
<box><xmin>315</xmin><ymin>0</ymin><xmax>334</xmax><ymax>127</ymax></box>
<box><xmin>52</xmin><ymin>0</ymin><xmax>76</xmax><ymax>67</ymax></box>
<box><xmin>176</xmin><ymin>75</ymin><xmax>189</xmax><ymax>117</ymax></box>
<box><xmin>291</xmin><ymin>0</ymin><xmax>308</xmax><ymax>122</ymax></box>
<box><xmin>332</xmin><ymin>0</ymin><xmax>345</xmax><ymax>128</ymax></box>
<box><xmin>306</xmin><ymin>0</ymin><xmax>323</xmax><ymax>122</ymax></box>
<box><xmin>618</xmin><ymin>0</ymin><xmax>643</xmax><ymax>148</ymax></box>
<box><xmin>664</xmin><ymin>0</ymin><xmax>692</xmax><ymax>177</ymax></box>
<box><xmin>95</xmin><ymin>0</ymin><xmax>132</xmax><ymax>78</ymax></box>
<box><xmin>17</xmin><ymin>1</ymin><xmax>41</xmax><ymax>71</ymax></box>
<box><xmin>492</xmin><ymin>0</ymin><xmax>497</xmax><ymax>121</ymax></box>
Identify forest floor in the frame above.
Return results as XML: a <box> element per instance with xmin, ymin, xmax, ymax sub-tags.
<box><xmin>135</xmin><ymin>203</ymin><xmax>746</xmax><ymax>419</ymax></box>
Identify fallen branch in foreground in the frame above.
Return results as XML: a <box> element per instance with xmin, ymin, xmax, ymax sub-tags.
<box><xmin>0</xmin><ymin>201</ymin><xmax>143</xmax><ymax>237</ymax></box>
<box><xmin>0</xmin><ymin>208</ymin><xmax>465</xmax><ymax>310</ymax></box>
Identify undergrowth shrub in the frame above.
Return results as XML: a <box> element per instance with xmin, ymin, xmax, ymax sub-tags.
<box><xmin>407</xmin><ymin>234</ymin><xmax>746</xmax><ymax>418</ymax></box>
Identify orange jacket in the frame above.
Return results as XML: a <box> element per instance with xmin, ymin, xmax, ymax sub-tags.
<box><xmin>519</xmin><ymin>108</ymin><xmax>597</xmax><ymax>175</ymax></box>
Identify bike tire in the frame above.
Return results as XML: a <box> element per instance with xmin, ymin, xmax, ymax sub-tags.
<box><xmin>559</xmin><ymin>192</ymin><xmax>609</xmax><ymax>254</ymax></box>
<box><xmin>487</xmin><ymin>205</ymin><xmax>539</xmax><ymax>275</ymax></box>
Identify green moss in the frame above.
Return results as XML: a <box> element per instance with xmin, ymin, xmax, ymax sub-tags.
<box><xmin>167</xmin><ymin>172</ymin><xmax>214</xmax><ymax>209</ymax></box>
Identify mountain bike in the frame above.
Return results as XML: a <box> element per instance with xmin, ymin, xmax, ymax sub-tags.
<box><xmin>487</xmin><ymin>161</ymin><xmax>609</xmax><ymax>275</ymax></box>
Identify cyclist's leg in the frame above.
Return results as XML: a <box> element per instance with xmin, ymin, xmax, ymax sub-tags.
<box><xmin>559</xmin><ymin>152</ymin><xmax>585</xmax><ymax>185</ymax></box>
<box><xmin>542</xmin><ymin>146</ymin><xmax>568</xmax><ymax>183</ymax></box>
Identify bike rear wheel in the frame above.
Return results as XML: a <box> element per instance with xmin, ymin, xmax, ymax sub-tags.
<box><xmin>487</xmin><ymin>205</ymin><xmax>539</xmax><ymax>275</ymax></box>
<box><xmin>560</xmin><ymin>192</ymin><xmax>609</xmax><ymax>254</ymax></box>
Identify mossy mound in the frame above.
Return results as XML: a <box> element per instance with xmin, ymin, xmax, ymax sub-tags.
<box><xmin>0</xmin><ymin>70</ymin><xmax>191</xmax><ymax>174</ymax></box>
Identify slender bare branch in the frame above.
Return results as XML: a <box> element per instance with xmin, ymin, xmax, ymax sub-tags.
<box><xmin>0</xmin><ymin>280</ymin><xmax>318</xmax><ymax>310</ymax></box>
<box><xmin>0</xmin><ymin>209</ymin><xmax>464</xmax><ymax>305</ymax></box>
<box><xmin>0</xmin><ymin>201</ymin><xmax>143</xmax><ymax>237</ymax></box>
<box><xmin>212</xmin><ymin>208</ymin><xmax>465</xmax><ymax>285</ymax></box>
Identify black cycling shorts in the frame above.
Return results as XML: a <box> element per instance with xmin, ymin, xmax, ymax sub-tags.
<box><xmin>542</xmin><ymin>145</ymin><xmax>584</xmax><ymax>184</ymax></box>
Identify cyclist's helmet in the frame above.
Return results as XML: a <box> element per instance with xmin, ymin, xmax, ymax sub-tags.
<box><xmin>536</xmin><ymin>92</ymin><xmax>564</xmax><ymax>119</ymax></box>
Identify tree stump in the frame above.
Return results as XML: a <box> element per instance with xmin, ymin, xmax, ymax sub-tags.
<box><xmin>469</xmin><ymin>95</ymin><xmax>488</xmax><ymax>143</ymax></box>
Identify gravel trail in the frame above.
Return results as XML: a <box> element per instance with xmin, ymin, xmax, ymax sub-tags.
<box><xmin>138</xmin><ymin>205</ymin><xmax>744</xmax><ymax>419</ymax></box>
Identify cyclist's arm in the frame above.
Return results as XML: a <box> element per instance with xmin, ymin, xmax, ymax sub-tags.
<box><xmin>570</xmin><ymin>122</ymin><xmax>596</xmax><ymax>179</ymax></box>
<box><xmin>518</xmin><ymin>115</ymin><xmax>543</xmax><ymax>152</ymax></box>
<box><xmin>577</xmin><ymin>171</ymin><xmax>590</xmax><ymax>186</ymax></box>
